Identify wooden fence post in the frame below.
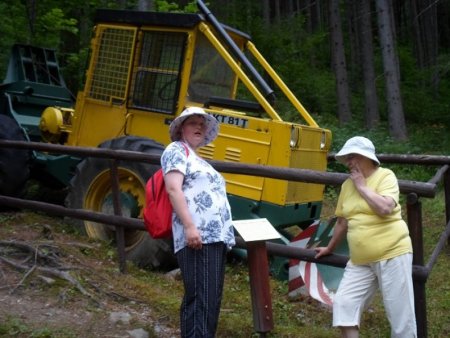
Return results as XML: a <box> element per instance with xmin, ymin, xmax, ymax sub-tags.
<box><xmin>246</xmin><ymin>241</ymin><xmax>274</xmax><ymax>336</ymax></box>
<box><xmin>407</xmin><ymin>193</ymin><xmax>426</xmax><ymax>338</ymax></box>
<box><xmin>444</xmin><ymin>169</ymin><xmax>450</xmax><ymax>246</ymax></box>
<box><xmin>110</xmin><ymin>160</ymin><xmax>127</xmax><ymax>274</ymax></box>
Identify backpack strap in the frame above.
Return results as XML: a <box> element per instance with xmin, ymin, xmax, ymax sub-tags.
<box><xmin>179</xmin><ymin>142</ymin><xmax>190</xmax><ymax>157</ymax></box>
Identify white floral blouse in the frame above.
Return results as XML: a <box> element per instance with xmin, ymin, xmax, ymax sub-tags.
<box><xmin>160</xmin><ymin>141</ymin><xmax>236</xmax><ymax>253</ymax></box>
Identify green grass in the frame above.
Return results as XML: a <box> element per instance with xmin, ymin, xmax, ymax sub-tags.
<box><xmin>0</xmin><ymin>316</ymin><xmax>77</xmax><ymax>338</ymax></box>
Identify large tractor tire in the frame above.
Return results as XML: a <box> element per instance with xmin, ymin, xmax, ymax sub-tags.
<box><xmin>65</xmin><ymin>136</ymin><xmax>177</xmax><ymax>270</ymax></box>
<box><xmin>0</xmin><ymin>115</ymin><xmax>30</xmax><ymax>198</ymax></box>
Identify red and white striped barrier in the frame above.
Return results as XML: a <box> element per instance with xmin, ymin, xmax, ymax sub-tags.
<box><xmin>288</xmin><ymin>220</ymin><xmax>336</xmax><ymax>306</ymax></box>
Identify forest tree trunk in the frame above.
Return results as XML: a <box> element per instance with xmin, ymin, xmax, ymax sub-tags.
<box><xmin>376</xmin><ymin>0</ymin><xmax>408</xmax><ymax>140</ymax></box>
<box><xmin>263</xmin><ymin>0</ymin><xmax>270</xmax><ymax>28</ymax></box>
<box><xmin>412</xmin><ymin>0</ymin><xmax>439</xmax><ymax>91</ymax></box>
<box><xmin>358</xmin><ymin>0</ymin><xmax>379</xmax><ymax>129</ymax></box>
<box><xmin>329</xmin><ymin>0</ymin><xmax>352</xmax><ymax>124</ymax></box>
<box><xmin>137</xmin><ymin>0</ymin><xmax>153</xmax><ymax>11</ymax></box>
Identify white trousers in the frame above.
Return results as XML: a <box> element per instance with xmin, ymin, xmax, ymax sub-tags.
<box><xmin>333</xmin><ymin>253</ymin><xmax>417</xmax><ymax>338</ymax></box>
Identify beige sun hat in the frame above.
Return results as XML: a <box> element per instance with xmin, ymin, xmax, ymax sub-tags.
<box><xmin>335</xmin><ymin>136</ymin><xmax>380</xmax><ymax>165</ymax></box>
<box><xmin>169</xmin><ymin>107</ymin><xmax>219</xmax><ymax>147</ymax></box>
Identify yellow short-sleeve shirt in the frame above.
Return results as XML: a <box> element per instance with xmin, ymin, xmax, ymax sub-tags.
<box><xmin>335</xmin><ymin>167</ymin><xmax>412</xmax><ymax>265</ymax></box>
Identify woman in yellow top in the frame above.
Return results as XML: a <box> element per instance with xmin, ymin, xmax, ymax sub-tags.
<box><xmin>315</xmin><ymin>136</ymin><xmax>416</xmax><ymax>338</ymax></box>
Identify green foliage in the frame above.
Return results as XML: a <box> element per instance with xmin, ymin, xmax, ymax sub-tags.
<box><xmin>397</xmin><ymin>45</ymin><xmax>448</xmax><ymax>125</ymax></box>
<box><xmin>155</xmin><ymin>0</ymin><xmax>198</xmax><ymax>13</ymax></box>
<box><xmin>214</xmin><ymin>3</ymin><xmax>331</xmax><ymax>118</ymax></box>
<box><xmin>0</xmin><ymin>0</ymin><xmax>141</xmax><ymax>83</ymax></box>
<box><xmin>0</xmin><ymin>2</ymin><xmax>27</xmax><ymax>77</ymax></box>
<box><xmin>0</xmin><ymin>0</ymin><xmax>449</xmax><ymax>151</ymax></box>
<box><xmin>0</xmin><ymin>2</ymin><xmax>28</xmax><ymax>43</ymax></box>
<box><xmin>202</xmin><ymin>0</ymin><xmax>450</xmax><ymax>142</ymax></box>
<box><xmin>33</xmin><ymin>8</ymin><xmax>78</xmax><ymax>48</ymax></box>
<box><xmin>155</xmin><ymin>0</ymin><xmax>182</xmax><ymax>12</ymax></box>
<box><xmin>60</xmin><ymin>48</ymin><xmax>90</xmax><ymax>92</ymax></box>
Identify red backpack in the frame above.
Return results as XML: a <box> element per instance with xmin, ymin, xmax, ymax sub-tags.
<box><xmin>143</xmin><ymin>144</ymin><xmax>189</xmax><ymax>239</ymax></box>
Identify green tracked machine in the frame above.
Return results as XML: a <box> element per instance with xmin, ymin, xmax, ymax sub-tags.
<box><xmin>0</xmin><ymin>1</ymin><xmax>332</xmax><ymax>278</ymax></box>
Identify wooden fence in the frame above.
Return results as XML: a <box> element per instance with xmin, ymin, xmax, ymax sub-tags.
<box><xmin>0</xmin><ymin>139</ymin><xmax>449</xmax><ymax>337</ymax></box>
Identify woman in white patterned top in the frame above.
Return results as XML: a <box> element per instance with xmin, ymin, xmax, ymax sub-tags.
<box><xmin>161</xmin><ymin>107</ymin><xmax>235</xmax><ymax>337</ymax></box>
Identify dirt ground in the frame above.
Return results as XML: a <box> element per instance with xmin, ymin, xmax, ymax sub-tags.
<box><xmin>0</xmin><ymin>212</ymin><xmax>179</xmax><ymax>338</ymax></box>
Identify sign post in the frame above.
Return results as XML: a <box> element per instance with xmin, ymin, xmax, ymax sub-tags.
<box><xmin>233</xmin><ymin>218</ymin><xmax>281</xmax><ymax>335</ymax></box>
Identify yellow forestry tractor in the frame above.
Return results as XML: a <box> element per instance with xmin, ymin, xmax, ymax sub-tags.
<box><xmin>0</xmin><ymin>1</ymin><xmax>331</xmax><ymax>278</ymax></box>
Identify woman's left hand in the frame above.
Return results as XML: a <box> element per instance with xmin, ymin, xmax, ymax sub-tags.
<box><xmin>185</xmin><ymin>226</ymin><xmax>203</xmax><ymax>249</ymax></box>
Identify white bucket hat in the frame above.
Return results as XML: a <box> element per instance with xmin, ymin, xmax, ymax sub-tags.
<box><xmin>335</xmin><ymin>136</ymin><xmax>380</xmax><ymax>165</ymax></box>
<box><xmin>169</xmin><ymin>107</ymin><xmax>219</xmax><ymax>147</ymax></box>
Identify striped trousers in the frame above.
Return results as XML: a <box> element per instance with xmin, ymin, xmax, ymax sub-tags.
<box><xmin>176</xmin><ymin>242</ymin><xmax>227</xmax><ymax>338</ymax></box>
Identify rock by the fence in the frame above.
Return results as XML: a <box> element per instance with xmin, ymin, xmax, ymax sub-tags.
<box><xmin>127</xmin><ymin>328</ymin><xmax>149</xmax><ymax>338</ymax></box>
<box><xmin>165</xmin><ymin>268</ymin><xmax>181</xmax><ymax>280</ymax></box>
<box><xmin>109</xmin><ymin>311</ymin><xmax>131</xmax><ymax>325</ymax></box>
